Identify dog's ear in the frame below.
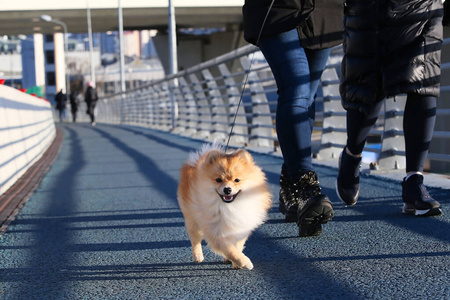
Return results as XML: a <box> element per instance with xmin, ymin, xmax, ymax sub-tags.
<box><xmin>234</xmin><ymin>149</ymin><xmax>253</xmax><ymax>163</ymax></box>
<box><xmin>205</xmin><ymin>150</ymin><xmax>221</xmax><ymax>164</ymax></box>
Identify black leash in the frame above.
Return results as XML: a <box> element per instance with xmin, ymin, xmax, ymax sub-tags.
<box><xmin>225</xmin><ymin>0</ymin><xmax>275</xmax><ymax>151</ymax></box>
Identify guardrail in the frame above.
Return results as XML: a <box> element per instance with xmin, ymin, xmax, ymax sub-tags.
<box><xmin>0</xmin><ymin>85</ymin><xmax>56</xmax><ymax>196</ymax></box>
<box><xmin>84</xmin><ymin>38</ymin><xmax>450</xmax><ymax>173</ymax></box>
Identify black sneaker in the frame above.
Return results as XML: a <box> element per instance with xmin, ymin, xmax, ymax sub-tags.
<box><xmin>297</xmin><ymin>194</ymin><xmax>334</xmax><ymax>237</ymax></box>
<box><xmin>336</xmin><ymin>147</ymin><xmax>361</xmax><ymax>206</ymax></box>
<box><xmin>402</xmin><ymin>174</ymin><xmax>442</xmax><ymax>216</ymax></box>
<box><xmin>279</xmin><ymin>164</ymin><xmax>297</xmax><ymax>222</ymax></box>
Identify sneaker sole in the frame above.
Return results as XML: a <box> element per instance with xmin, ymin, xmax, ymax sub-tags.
<box><xmin>402</xmin><ymin>203</ymin><xmax>442</xmax><ymax>217</ymax></box>
<box><xmin>298</xmin><ymin>195</ymin><xmax>334</xmax><ymax>237</ymax></box>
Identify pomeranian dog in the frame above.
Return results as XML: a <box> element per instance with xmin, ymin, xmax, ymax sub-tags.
<box><xmin>177</xmin><ymin>144</ymin><xmax>272</xmax><ymax>270</ymax></box>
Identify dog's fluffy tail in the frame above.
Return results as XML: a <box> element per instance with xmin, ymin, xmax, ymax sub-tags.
<box><xmin>186</xmin><ymin>141</ymin><xmax>226</xmax><ymax>166</ymax></box>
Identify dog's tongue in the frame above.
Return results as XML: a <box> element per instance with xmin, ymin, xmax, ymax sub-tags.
<box><xmin>224</xmin><ymin>195</ymin><xmax>233</xmax><ymax>201</ymax></box>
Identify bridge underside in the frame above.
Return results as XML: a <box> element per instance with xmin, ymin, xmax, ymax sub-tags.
<box><xmin>0</xmin><ymin>6</ymin><xmax>243</xmax><ymax>35</ymax></box>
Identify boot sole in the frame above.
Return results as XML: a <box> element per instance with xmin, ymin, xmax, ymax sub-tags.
<box><xmin>279</xmin><ymin>204</ymin><xmax>297</xmax><ymax>223</ymax></box>
<box><xmin>297</xmin><ymin>195</ymin><xmax>334</xmax><ymax>237</ymax></box>
<box><xmin>402</xmin><ymin>203</ymin><xmax>442</xmax><ymax>217</ymax></box>
<box><xmin>279</xmin><ymin>199</ymin><xmax>298</xmax><ymax>223</ymax></box>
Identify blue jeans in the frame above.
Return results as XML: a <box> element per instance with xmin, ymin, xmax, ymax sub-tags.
<box><xmin>59</xmin><ymin>108</ymin><xmax>66</xmax><ymax>123</ymax></box>
<box><xmin>258</xmin><ymin>29</ymin><xmax>331</xmax><ymax>176</ymax></box>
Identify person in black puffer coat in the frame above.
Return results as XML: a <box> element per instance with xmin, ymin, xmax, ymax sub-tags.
<box><xmin>69</xmin><ymin>90</ymin><xmax>80</xmax><ymax>123</ymax></box>
<box><xmin>336</xmin><ymin>0</ymin><xmax>446</xmax><ymax>217</ymax></box>
<box><xmin>85</xmin><ymin>81</ymin><xmax>98</xmax><ymax>126</ymax></box>
<box><xmin>55</xmin><ymin>89</ymin><xmax>67</xmax><ymax>123</ymax></box>
<box><xmin>243</xmin><ymin>0</ymin><xmax>344</xmax><ymax>237</ymax></box>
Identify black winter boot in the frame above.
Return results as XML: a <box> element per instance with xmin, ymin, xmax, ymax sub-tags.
<box><xmin>291</xmin><ymin>170</ymin><xmax>334</xmax><ymax>237</ymax></box>
<box><xmin>279</xmin><ymin>164</ymin><xmax>297</xmax><ymax>222</ymax></box>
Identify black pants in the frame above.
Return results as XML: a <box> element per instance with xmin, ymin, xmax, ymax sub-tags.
<box><xmin>87</xmin><ymin>102</ymin><xmax>96</xmax><ymax>123</ymax></box>
<box><xmin>71</xmin><ymin>109</ymin><xmax>77</xmax><ymax>122</ymax></box>
<box><xmin>346</xmin><ymin>94</ymin><xmax>436</xmax><ymax>172</ymax></box>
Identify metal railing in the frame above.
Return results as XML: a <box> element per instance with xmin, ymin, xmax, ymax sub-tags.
<box><xmin>86</xmin><ymin>38</ymin><xmax>450</xmax><ymax>173</ymax></box>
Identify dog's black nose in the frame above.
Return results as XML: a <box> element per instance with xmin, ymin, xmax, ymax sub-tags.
<box><xmin>224</xmin><ymin>187</ymin><xmax>232</xmax><ymax>195</ymax></box>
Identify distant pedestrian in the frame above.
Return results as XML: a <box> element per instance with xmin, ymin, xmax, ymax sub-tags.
<box><xmin>85</xmin><ymin>81</ymin><xmax>98</xmax><ymax>126</ymax></box>
<box><xmin>54</xmin><ymin>89</ymin><xmax>67</xmax><ymax>123</ymax></box>
<box><xmin>69</xmin><ymin>90</ymin><xmax>80</xmax><ymax>122</ymax></box>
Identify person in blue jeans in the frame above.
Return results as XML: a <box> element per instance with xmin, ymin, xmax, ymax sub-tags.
<box><xmin>243</xmin><ymin>0</ymin><xmax>344</xmax><ymax>236</ymax></box>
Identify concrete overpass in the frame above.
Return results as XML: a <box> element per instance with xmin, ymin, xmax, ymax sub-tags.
<box><xmin>0</xmin><ymin>0</ymin><xmax>244</xmax><ymax>35</ymax></box>
<box><xmin>0</xmin><ymin>0</ymin><xmax>247</xmax><ymax>75</ymax></box>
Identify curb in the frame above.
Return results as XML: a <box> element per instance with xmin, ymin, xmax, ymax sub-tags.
<box><xmin>0</xmin><ymin>127</ymin><xmax>64</xmax><ymax>236</ymax></box>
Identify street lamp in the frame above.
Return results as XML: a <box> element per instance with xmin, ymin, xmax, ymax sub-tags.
<box><xmin>168</xmin><ymin>0</ymin><xmax>178</xmax><ymax>129</ymax></box>
<box><xmin>86</xmin><ymin>5</ymin><xmax>96</xmax><ymax>86</ymax></box>
<box><xmin>168</xmin><ymin>0</ymin><xmax>178</xmax><ymax>75</ymax></box>
<box><xmin>40</xmin><ymin>14</ymin><xmax>70</xmax><ymax>95</ymax></box>
<box><xmin>118</xmin><ymin>0</ymin><xmax>126</xmax><ymax>93</ymax></box>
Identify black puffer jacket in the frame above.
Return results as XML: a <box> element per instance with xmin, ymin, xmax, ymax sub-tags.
<box><xmin>340</xmin><ymin>0</ymin><xmax>444</xmax><ymax>114</ymax></box>
<box><xmin>243</xmin><ymin>0</ymin><xmax>344</xmax><ymax>50</ymax></box>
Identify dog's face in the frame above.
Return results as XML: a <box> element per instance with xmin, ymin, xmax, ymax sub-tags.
<box><xmin>200</xmin><ymin>149</ymin><xmax>254</xmax><ymax>203</ymax></box>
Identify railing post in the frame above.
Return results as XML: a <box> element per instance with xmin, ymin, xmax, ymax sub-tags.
<box><xmin>120</xmin><ymin>94</ymin><xmax>126</xmax><ymax>125</ymax></box>
<box><xmin>189</xmin><ymin>73</ymin><xmax>212</xmax><ymax>139</ymax></box>
<box><xmin>318</xmin><ymin>51</ymin><xmax>347</xmax><ymax>160</ymax></box>
<box><xmin>169</xmin><ymin>79</ymin><xmax>179</xmax><ymax>131</ymax></box>
<box><xmin>159</xmin><ymin>83</ymin><xmax>171</xmax><ymax>130</ymax></box>
<box><xmin>114</xmin><ymin>94</ymin><xmax>121</xmax><ymax>124</ymax></box>
<box><xmin>202</xmin><ymin>69</ymin><xmax>228</xmax><ymax>142</ymax></box>
<box><xmin>239</xmin><ymin>56</ymin><xmax>274</xmax><ymax>149</ymax></box>
<box><xmin>217</xmin><ymin>63</ymin><xmax>248</xmax><ymax>147</ymax></box>
<box><xmin>173</xmin><ymin>76</ymin><xmax>197</xmax><ymax>136</ymax></box>
<box><xmin>378</xmin><ymin>96</ymin><xmax>406</xmax><ymax>170</ymax></box>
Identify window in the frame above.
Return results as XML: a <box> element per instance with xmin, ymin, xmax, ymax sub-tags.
<box><xmin>45</xmin><ymin>35</ymin><xmax>54</xmax><ymax>43</ymax></box>
<box><xmin>45</xmin><ymin>50</ymin><xmax>55</xmax><ymax>65</ymax></box>
<box><xmin>46</xmin><ymin>72</ymin><xmax>56</xmax><ymax>86</ymax></box>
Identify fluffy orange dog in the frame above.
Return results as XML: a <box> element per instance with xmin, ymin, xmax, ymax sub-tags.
<box><xmin>177</xmin><ymin>144</ymin><xmax>272</xmax><ymax>270</ymax></box>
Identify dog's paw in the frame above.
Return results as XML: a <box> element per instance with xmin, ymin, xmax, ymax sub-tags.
<box><xmin>223</xmin><ymin>258</ymin><xmax>232</xmax><ymax>264</ymax></box>
<box><xmin>241</xmin><ymin>258</ymin><xmax>254</xmax><ymax>270</ymax></box>
<box><xmin>232</xmin><ymin>256</ymin><xmax>253</xmax><ymax>270</ymax></box>
<box><xmin>192</xmin><ymin>252</ymin><xmax>204</xmax><ymax>263</ymax></box>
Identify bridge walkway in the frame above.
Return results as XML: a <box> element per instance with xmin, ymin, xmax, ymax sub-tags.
<box><xmin>0</xmin><ymin>123</ymin><xmax>449</xmax><ymax>299</ymax></box>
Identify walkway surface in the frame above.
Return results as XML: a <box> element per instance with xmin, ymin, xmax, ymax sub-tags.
<box><xmin>1</xmin><ymin>123</ymin><xmax>449</xmax><ymax>299</ymax></box>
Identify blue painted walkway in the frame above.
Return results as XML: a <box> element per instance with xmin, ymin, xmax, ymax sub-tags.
<box><xmin>0</xmin><ymin>123</ymin><xmax>449</xmax><ymax>299</ymax></box>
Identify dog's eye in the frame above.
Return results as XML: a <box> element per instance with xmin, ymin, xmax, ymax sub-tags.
<box><xmin>215</xmin><ymin>178</ymin><xmax>222</xmax><ymax>183</ymax></box>
<box><xmin>234</xmin><ymin>178</ymin><xmax>240</xmax><ymax>183</ymax></box>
